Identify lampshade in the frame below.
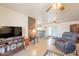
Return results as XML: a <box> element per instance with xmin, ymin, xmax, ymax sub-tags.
<box><xmin>32</xmin><ymin>29</ymin><xmax>36</xmax><ymax>34</ymax></box>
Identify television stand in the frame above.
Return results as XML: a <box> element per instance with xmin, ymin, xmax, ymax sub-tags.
<box><xmin>0</xmin><ymin>36</ymin><xmax>24</xmax><ymax>56</ymax></box>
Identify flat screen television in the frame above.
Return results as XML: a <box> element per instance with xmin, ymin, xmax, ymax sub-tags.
<box><xmin>0</xmin><ymin>26</ymin><xmax>22</xmax><ymax>38</ymax></box>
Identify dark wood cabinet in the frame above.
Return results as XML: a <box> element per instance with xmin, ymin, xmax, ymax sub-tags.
<box><xmin>70</xmin><ymin>24</ymin><xmax>79</xmax><ymax>34</ymax></box>
<box><xmin>70</xmin><ymin>24</ymin><xmax>79</xmax><ymax>40</ymax></box>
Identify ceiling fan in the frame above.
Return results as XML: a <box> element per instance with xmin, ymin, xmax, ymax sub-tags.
<box><xmin>46</xmin><ymin>3</ymin><xmax>64</xmax><ymax>12</ymax></box>
<box><xmin>49</xmin><ymin>18</ymin><xmax>61</xmax><ymax>24</ymax></box>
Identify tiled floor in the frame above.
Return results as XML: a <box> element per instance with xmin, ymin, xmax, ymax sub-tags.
<box><xmin>13</xmin><ymin>37</ymin><xmax>55</xmax><ymax>56</ymax></box>
<box><xmin>13</xmin><ymin>37</ymin><xmax>76</xmax><ymax>56</ymax></box>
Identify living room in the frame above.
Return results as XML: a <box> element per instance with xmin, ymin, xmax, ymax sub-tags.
<box><xmin>0</xmin><ymin>3</ymin><xmax>79</xmax><ymax>56</ymax></box>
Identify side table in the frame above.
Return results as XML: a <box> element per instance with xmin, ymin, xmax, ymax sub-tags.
<box><xmin>29</xmin><ymin>35</ymin><xmax>38</xmax><ymax>44</ymax></box>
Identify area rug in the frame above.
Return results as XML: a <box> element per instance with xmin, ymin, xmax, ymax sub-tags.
<box><xmin>44</xmin><ymin>44</ymin><xmax>76</xmax><ymax>56</ymax></box>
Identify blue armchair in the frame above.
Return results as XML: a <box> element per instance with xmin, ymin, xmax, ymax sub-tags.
<box><xmin>55</xmin><ymin>32</ymin><xmax>77</xmax><ymax>54</ymax></box>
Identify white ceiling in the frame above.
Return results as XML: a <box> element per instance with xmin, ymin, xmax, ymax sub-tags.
<box><xmin>0</xmin><ymin>3</ymin><xmax>79</xmax><ymax>22</ymax></box>
<box><xmin>0</xmin><ymin>3</ymin><xmax>48</xmax><ymax>15</ymax></box>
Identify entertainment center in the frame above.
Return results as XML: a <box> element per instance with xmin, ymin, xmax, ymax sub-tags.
<box><xmin>0</xmin><ymin>36</ymin><xmax>24</xmax><ymax>56</ymax></box>
<box><xmin>0</xmin><ymin>26</ymin><xmax>24</xmax><ymax>56</ymax></box>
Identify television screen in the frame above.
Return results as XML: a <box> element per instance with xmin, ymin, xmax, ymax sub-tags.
<box><xmin>0</xmin><ymin>26</ymin><xmax>22</xmax><ymax>38</ymax></box>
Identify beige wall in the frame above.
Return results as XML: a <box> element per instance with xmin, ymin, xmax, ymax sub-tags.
<box><xmin>51</xmin><ymin>20</ymin><xmax>79</xmax><ymax>37</ymax></box>
<box><xmin>0</xmin><ymin>5</ymin><xmax>79</xmax><ymax>38</ymax></box>
<box><xmin>0</xmin><ymin>6</ymin><xmax>28</xmax><ymax>37</ymax></box>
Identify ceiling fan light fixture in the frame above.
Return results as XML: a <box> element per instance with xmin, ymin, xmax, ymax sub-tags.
<box><xmin>53</xmin><ymin>3</ymin><xmax>57</xmax><ymax>9</ymax></box>
<box><xmin>57</xmin><ymin>3</ymin><xmax>64</xmax><ymax>11</ymax></box>
<box><xmin>46</xmin><ymin>3</ymin><xmax>64</xmax><ymax>12</ymax></box>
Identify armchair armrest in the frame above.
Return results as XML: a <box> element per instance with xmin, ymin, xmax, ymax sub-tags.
<box><xmin>64</xmin><ymin>41</ymin><xmax>76</xmax><ymax>53</ymax></box>
<box><xmin>65</xmin><ymin>41</ymin><xmax>75</xmax><ymax>49</ymax></box>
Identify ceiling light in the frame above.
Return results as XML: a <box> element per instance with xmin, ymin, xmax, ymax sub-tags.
<box><xmin>46</xmin><ymin>3</ymin><xmax>64</xmax><ymax>12</ymax></box>
<box><xmin>53</xmin><ymin>3</ymin><xmax>57</xmax><ymax>9</ymax></box>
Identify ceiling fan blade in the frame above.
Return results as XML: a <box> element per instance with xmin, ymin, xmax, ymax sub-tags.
<box><xmin>54</xmin><ymin>21</ymin><xmax>62</xmax><ymax>23</ymax></box>
<box><xmin>52</xmin><ymin>19</ymin><xmax>62</xmax><ymax>23</ymax></box>
<box><xmin>46</xmin><ymin>4</ymin><xmax>52</xmax><ymax>12</ymax></box>
<box><xmin>57</xmin><ymin>3</ymin><xmax>64</xmax><ymax>11</ymax></box>
<box><xmin>54</xmin><ymin>22</ymin><xmax>61</xmax><ymax>23</ymax></box>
